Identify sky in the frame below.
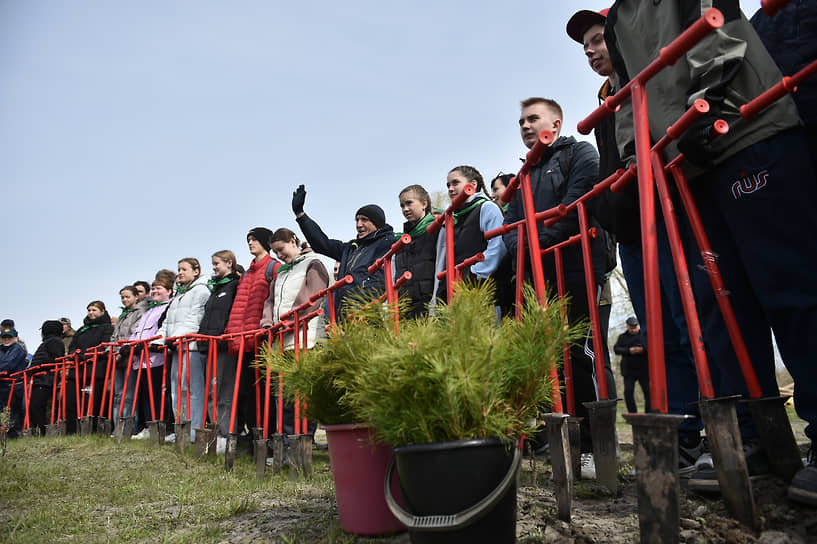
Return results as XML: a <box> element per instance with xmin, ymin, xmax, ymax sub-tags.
<box><xmin>1</xmin><ymin>1</ymin><xmax>762</xmax><ymax>352</ymax></box>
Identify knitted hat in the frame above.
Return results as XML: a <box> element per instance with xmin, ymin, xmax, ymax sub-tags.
<box><xmin>247</xmin><ymin>227</ymin><xmax>274</xmax><ymax>252</ymax></box>
<box><xmin>355</xmin><ymin>204</ymin><xmax>386</xmax><ymax>230</ymax></box>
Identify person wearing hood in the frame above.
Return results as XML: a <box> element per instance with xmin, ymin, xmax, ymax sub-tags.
<box><xmin>223</xmin><ymin>228</ymin><xmax>280</xmax><ymax>439</ymax></box>
<box><xmin>394</xmin><ymin>185</ymin><xmax>439</xmax><ymax>319</ymax></box>
<box><xmin>502</xmin><ymin>97</ymin><xmax>615</xmax><ymax>455</ymax></box>
<box><xmin>154</xmin><ymin>258</ymin><xmax>210</xmax><ymax>443</ymax></box>
<box><xmin>433</xmin><ymin>165</ymin><xmax>507</xmax><ymax>303</ymax></box>
<box><xmin>65</xmin><ymin>300</ymin><xmax>115</xmax><ymax>434</ymax></box>
<box><xmin>197</xmin><ymin>250</ymin><xmax>240</xmax><ymax>442</ymax></box>
<box><xmin>292</xmin><ymin>185</ymin><xmax>395</xmax><ymax>319</ymax></box>
<box><xmin>0</xmin><ymin>326</ymin><xmax>27</xmax><ymax>437</ymax></box>
<box><xmin>27</xmin><ymin>320</ymin><xmax>66</xmax><ymax>435</ymax></box>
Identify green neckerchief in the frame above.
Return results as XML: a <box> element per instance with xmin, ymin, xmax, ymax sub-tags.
<box><xmin>277</xmin><ymin>256</ymin><xmax>305</xmax><ymax>276</ymax></box>
<box><xmin>118</xmin><ymin>307</ymin><xmax>137</xmax><ymax>321</ymax></box>
<box><xmin>407</xmin><ymin>213</ymin><xmax>435</xmax><ymax>239</ymax></box>
<box><xmin>207</xmin><ymin>276</ymin><xmax>234</xmax><ymax>292</ymax></box>
<box><xmin>175</xmin><ymin>283</ymin><xmax>192</xmax><ymax>296</ymax></box>
<box><xmin>502</xmin><ymin>203</ymin><xmax>509</xmax><ymax>213</ymax></box>
<box><xmin>76</xmin><ymin>323</ymin><xmax>100</xmax><ymax>335</ymax></box>
<box><xmin>147</xmin><ymin>300</ymin><xmax>169</xmax><ymax>309</ymax></box>
<box><xmin>452</xmin><ymin>197</ymin><xmax>489</xmax><ymax>226</ymax></box>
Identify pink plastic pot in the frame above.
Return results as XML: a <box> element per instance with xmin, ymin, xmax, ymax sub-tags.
<box><xmin>323</xmin><ymin>423</ymin><xmax>405</xmax><ymax>536</ymax></box>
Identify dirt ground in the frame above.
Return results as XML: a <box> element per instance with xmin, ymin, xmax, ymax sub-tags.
<box><xmin>214</xmin><ymin>442</ymin><xmax>817</xmax><ymax>543</ymax></box>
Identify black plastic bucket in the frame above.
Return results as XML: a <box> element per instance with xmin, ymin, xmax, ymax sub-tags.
<box><xmin>385</xmin><ymin>436</ymin><xmax>520</xmax><ymax>544</ymax></box>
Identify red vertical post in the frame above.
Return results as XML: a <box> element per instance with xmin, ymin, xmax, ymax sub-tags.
<box><xmin>228</xmin><ymin>335</ymin><xmax>246</xmax><ymax>435</ymax></box>
<box><xmin>577</xmin><ymin>202</ymin><xmax>609</xmax><ymax>400</ymax></box>
<box><xmin>632</xmin><ymin>82</ymin><xmax>668</xmax><ymax>413</ymax></box>
<box><xmin>652</xmin><ymin>152</ymin><xmax>715</xmax><ymax>398</ymax></box>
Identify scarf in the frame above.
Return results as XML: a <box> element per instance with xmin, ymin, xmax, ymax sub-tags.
<box><xmin>407</xmin><ymin>213</ymin><xmax>435</xmax><ymax>239</ymax></box>
<box><xmin>277</xmin><ymin>256</ymin><xmax>306</xmax><ymax>276</ymax></box>
<box><xmin>147</xmin><ymin>300</ymin><xmax>169</xmax><ymax>309</ymax></box>
<box><xmin>118</xmin><ymin>307</ymin><xmax>137</xmax><ymax>321</ymax></box>
<box><xmin>207</xmin><ymin>276</ymin><xmax>234</xmax><ymax>291</ymax></box>
<box><xmin>452</xmin><ymin>197</ymin><xmax>489</xmax><ymax>226</ymax></box>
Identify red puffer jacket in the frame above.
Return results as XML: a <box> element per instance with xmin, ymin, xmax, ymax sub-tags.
<box><xmin>224</xmin><ymin>254</ymin><xmax>279</xmax><ymax>355</ymax></box>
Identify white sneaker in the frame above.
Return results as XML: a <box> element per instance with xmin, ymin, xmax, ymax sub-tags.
<box><xmin>132</xmin><ymin>428</ymin><xmax>150</xmax><ymax>440</ymax></box>
<box><xmin>581</xmin><ymin>453</ymin><xmax>597</xmax><ymax>479</ymax></box>
<box><xmin>216</xmin><ymin>436</ymin><xmax>226</xmax><ymax>455</ymax></box>
<box><xmin>694</xmin><ymin>452</ymin><xmax>713</xmax><ymax>471</ymax></box>
<box><xmin>164</xmin><ymin>432</ymin><xmax>176</xmax><ymax>444</ymax></box>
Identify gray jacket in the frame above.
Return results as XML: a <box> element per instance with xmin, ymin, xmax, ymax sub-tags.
<box><xmin>606</xmin><ymin>0</ymin><xmax>801</xmax><ymax>180</ymax></box>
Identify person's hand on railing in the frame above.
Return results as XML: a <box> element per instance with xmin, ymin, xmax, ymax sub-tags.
<box><xmin>677</xmin><ymin>113</ymin><xmax>720</xmax><ymax>169</ymax></box>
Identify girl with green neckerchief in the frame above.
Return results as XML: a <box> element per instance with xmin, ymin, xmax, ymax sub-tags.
<box><xmin>110</xmin><ymin>285</ymin><xmax>147</xmax><ymax>432</ymax></box>
<box><xmin>394</xmin><ymin>184</ymin><xmax>439</xmax><ymax>318</ymax></box>
<box><xmin>198</xmin><ymin>250</ymin><xmax>240</xmax><ymax>442</ymax></box>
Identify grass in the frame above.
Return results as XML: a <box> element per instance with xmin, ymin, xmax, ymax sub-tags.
<box><xmin>0</xmin><ymin>434</ymin><xmax>365</xmax><ymax>544</ymax></box>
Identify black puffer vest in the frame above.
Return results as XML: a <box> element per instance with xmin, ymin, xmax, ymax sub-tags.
<box><xmin>394</xmin><ymin>216</ymin><xmax>439</xmax><ymax>318</ymax></box>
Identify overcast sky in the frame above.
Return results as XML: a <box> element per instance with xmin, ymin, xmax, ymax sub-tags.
<box><xmin>1</xmin><ymin>1</ymin><xmax>762</xmax><ymax>351</ymax></box>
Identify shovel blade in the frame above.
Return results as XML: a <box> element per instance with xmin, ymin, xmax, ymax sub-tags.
<box><xmin>542</xmin><ymin>413</ymin><xmax>573</xmax><ymax>522</ymax></box>
<box><xmin>583</xmin><ymin>399</ymin><xmax>620</xmax><ymax>493</ymax></box>
<box><xmin>224</xmin><ymin>433</ymin><xmax>238</xmax><ymax>472</ymax></box>
<box><xmin>254</xmin><ymin>438</ymin><xmax>267</xmax><ymax>479</ymax></box>
<box><xmin>744</xmin><ymin>396</ymin><xmax>803</xmax><ymax>481</ymax></box>
<box><xmin>271</xmin><ymin>434</ymin><xmax>285</xmax><ymax>474</ymax></box>
<box><xmin>699</xmin><ymin>396</ymin><xmax>759</xmax><ymax>530</ymax></box>
<box><xmin>175</xmin><ymin>421</ymin><xmax>191</xmax><ymax>454</ymax></box>
<box><xmin>625</xmin><ymin>413</ymin><xmax>688</xmax><ymax>544</ymax></box>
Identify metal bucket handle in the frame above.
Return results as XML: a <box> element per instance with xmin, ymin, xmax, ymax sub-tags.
<box><xmin>383</xmin><ymin>445</ymin><xmax>521</xmax><ymax>531</ymax></box>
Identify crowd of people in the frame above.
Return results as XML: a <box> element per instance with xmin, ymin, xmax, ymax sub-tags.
<box><xmin>1</xmin><ymin>0</ymin><xmax>814</xmax><ymax>510</ymax></box>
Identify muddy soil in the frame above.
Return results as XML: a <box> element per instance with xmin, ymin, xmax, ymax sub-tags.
<box><xmin>217</xmin><ymin>443</ymin><xmax>817</xmax><ymax>543</ymax></box>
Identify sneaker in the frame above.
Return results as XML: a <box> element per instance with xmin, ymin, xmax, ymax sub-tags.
<box><xmin>688</xmin><ymin>440</ymin><xmax>770</xmax><ymax>493</ymax></box>
<box><xmin>132</xmin><ymin>428</ymin><xmax>150</xmax><ymax>440</ymax></box>
<box><xmin>679</xmin><ymin>438</ymin><xmax>708</xmax><ymax>477</ymax></box>
<box><xmin>216</xmin><ymin>436</ymin><xmax>226</xmax><ymax>455</ymax></box>
<box><xmin>164</xmin><ymin>432</ymin><xmax>176</xmax><ymax>444</ymax></box>
<box><xmin>580</xmin><ymin>453</ymin><xmax>597</xmax><ymax>479</ymax></box>
<box><xmin>788</xmin><ymin>446</ymin><xmax>817</xmax><ymax>507</ymax></box>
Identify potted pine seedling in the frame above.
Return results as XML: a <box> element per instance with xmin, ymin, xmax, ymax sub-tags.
<box><xmin>347</xmin><ymin>281</ymin><xmax>578</xmax><ymax>544</ymax></box>
<box><xmin>258</xmin><ymin>307</ymin><xmax>406</xmax><ymax>537</ymax></box>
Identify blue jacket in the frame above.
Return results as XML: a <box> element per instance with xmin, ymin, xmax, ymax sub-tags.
<box><xmin>751</xmin><ymin>0</ymin><xmax>817</xmax><ymax>126</ymax></box>
<box><xmin>0</xmin><ymin>343</ymin><xmax>27</xmax><ymax>392</ymax></box>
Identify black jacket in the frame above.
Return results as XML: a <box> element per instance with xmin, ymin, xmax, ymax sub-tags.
<box><xmin>587</xmin><ymin>82</ymin><xmax>641</xmax><ymax>246</ymax></box>
<box><xmin>613</xmin><ymin>330</ymin><xmax>648</xmax><ymax>377</ymax></box>
<box><xmin>297</xmin><ymin>213</ymin><xmax>395</xmax><ymax>318</ymax></box>
<box><xmin>503</xmin><ymin>136</ymin><xmax>607</xmax><ymax>286</ymax></box>
<box><xmin>198</xmin><ymin>273</ymin><xmax>240</xmax><ymax>346</ymax></box>
<box><xmin>394</xmin><ymin>216</ymin><xmax>438</xmax><ymax>319</ymax></box>
<box><xmin>67</xmin><ymin>313</ymin><xmax>114</xmax><ymax>381</ymax></box>
<box><xmin>29</xmin><ymin>334</ymin><xmax>65</xmax><ymax>388</ymax></box>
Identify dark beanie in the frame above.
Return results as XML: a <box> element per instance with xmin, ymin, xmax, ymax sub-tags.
<box><xmin>42</xmin><ymin>320</ymin><xmax>63</xmax><ymax>338</ymax></box>
<box><xmin>247</xmin><ymin>227</ymin><xmax>274</xmax><ymax>252</ymax></box>
<box><xmin>355</xmin><ymin>204</ymin><xmax>386</xmax><ymax>230</ymax></box>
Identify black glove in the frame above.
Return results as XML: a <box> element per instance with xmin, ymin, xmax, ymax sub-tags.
<box><xmin>132</xmin><ymin>343</ymin><xmax>145</xmax><ymax>357</ymax></box>
<box><xmin>292</xmin><ymin>184</ymin><xmax>306</xmax><ymax>215</ymax></box>
<box><xmin>677</xmin><ymin>114</ymin><xmax>720</xmax><ymax>169</ymax></box>
<box><xmin>148</xmin><ymin>344</ymin><xmax>164</xmax><ymax>353</ymax></box>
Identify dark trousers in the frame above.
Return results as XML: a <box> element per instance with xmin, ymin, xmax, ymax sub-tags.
<box><xmin>623</xmin><ymin>371</ymin><xmax>651</xmax><ymax>414</ymax></box>
<box><xmin>555</xmin><ymin>277</ymin><xmax>617</xmax><ymax>452</ymax></box>
<box><xmin>619</xmin><ymin>222</ymin><xmax>703</xmax><ymax>435</ymax></box>
<box><xmin>688</xmin><ymin>128</ymin><xmax>817</xmax><ymax>443</ymax></box>
<box><xmin>29</xmin><ymin>385</ymin><xmax>52</xmax><ymax>435</ymax></box>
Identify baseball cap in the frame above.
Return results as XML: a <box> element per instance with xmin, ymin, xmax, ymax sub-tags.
<box><xmin>566</xmin><ymin>8</ymin><xmax>609</xmax><ymax>44</ymax></box>
<box><xmin>1</xmin><ymin>327</ymin><xmax>18</xmax><ymax>338</ymax></box>
<box><xmin>625</xmin><ymin>316</ymin><xmax>638</xmax><ymax>327</ymax></box>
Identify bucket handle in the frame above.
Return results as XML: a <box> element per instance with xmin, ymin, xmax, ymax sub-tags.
<box><xmin>383</xmin><ymin>445</ymin><xmax>521</xmax><ymax>531</ymax></box>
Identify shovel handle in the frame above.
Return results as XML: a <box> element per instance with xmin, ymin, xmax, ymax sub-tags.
<box><xmin>383</xmin><ymin>446</ymin><xmax>520</xmax><ymax>531</ymax></box>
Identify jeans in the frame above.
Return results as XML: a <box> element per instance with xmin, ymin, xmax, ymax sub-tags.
<box><xmin>169</xmin><ymin>349</ymin><xmax>206</xmax><ymax>441</ymax></box>
<box><xmin>619</xmin><ymin>218</ymin><xmax>703</xmax><ymax>435</ymax></box>
<box><xmin>113</xmin><ymin>366</ymin><xmax>138</xmax><ymax>426</ymax></box>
